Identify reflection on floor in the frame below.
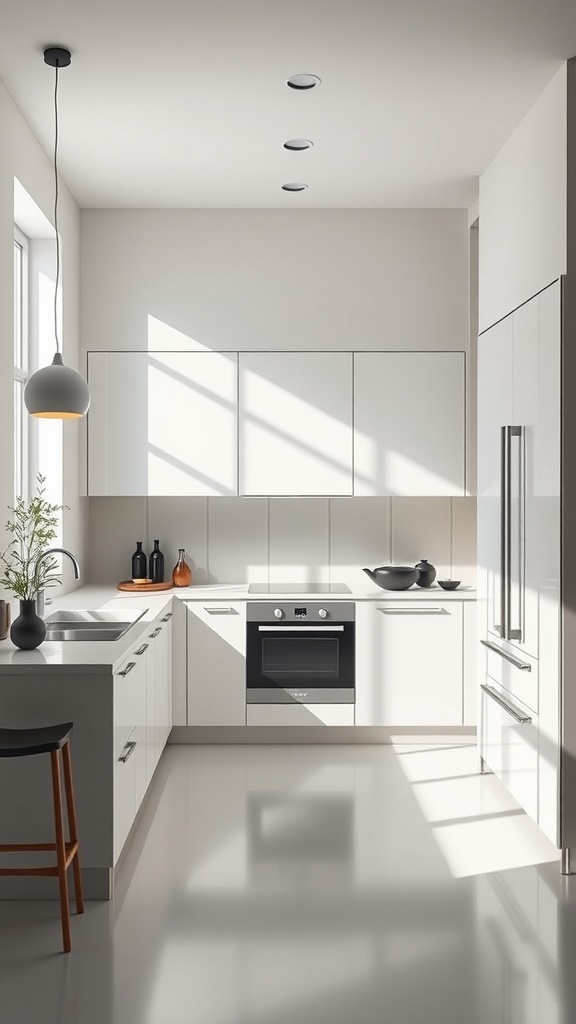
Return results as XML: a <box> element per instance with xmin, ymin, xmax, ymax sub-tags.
<box><xmin>0</xmin><ymin>742</ymin><xmax>574</xmax><ymax>1024</ymax></box>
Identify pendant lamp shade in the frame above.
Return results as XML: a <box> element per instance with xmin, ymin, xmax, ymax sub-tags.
<box><xmin>23</xmin><ymin>46</ymin><xmax>90</xmax><ymax>420</ymax></box>
<box><xmin>24</xmin><ymin>353</ymin><xmax>90</xmax><ymax>419</ymax></box>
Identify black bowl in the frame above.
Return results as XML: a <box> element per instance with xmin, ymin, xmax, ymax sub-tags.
<box><xmin>363</xmin><ymin>566</ymin><xmax>419</xmax><ymax>590</ymax></box>
<box><xmin>437</xmin><ymin>579</ymin><xmax>461</xmax><ymax>590</ymax></box>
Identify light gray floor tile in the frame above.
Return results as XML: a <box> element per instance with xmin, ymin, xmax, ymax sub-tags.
<box><xmin>0</xmin><ymin>743</ymin><xmax>572</xmax><ymax>1024</ymax></box>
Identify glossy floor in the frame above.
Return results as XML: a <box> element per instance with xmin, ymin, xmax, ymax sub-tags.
<box><xmin>0</xmin><ymin>742</ymin><xmax>574</xmax><ymax>1024</ymax></box>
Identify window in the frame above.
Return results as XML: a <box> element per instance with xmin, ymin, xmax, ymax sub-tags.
<box><xmin>13</xmin><ymin>226</ymin><xmax>29</xmax><ymax>502</ymax></box>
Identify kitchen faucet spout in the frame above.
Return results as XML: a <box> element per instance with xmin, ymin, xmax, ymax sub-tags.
<box><xmin>34</xmin><ymin>548</ymin><xmax>80</xmax><ymax>618</ymax></box>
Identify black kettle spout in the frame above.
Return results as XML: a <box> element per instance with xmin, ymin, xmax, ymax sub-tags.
<box><xmin>362</xmin><ymin>568</ymin><xmax>376</xmax><ymax>582</ymax></box>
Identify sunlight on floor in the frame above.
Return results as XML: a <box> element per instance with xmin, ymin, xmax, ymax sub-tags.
<box><xmin>393</xmin><ymin>743</ymin><xmax>559</xmax><ymax>877</ymax></box>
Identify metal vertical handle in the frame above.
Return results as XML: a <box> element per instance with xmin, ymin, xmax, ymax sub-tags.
<box><xmin>499</xmin><ymin>425</ymin><xmax>507</xmax><ymax>639</ymax></box>
<box><xmin>508</xmin><ymin>426</ymin><xmax>524</xmax><ymax>642</ymax></box>
<box><xmin>502</xmin><ymin>426</ymin><xmax>524</xmax><ymax>642</ymax></box>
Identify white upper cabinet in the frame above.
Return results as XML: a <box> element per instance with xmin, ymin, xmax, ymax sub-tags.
<box><xmin>88</xmin><ymin>352</ymin><xmax>238</xmax><ymax>496</ymax></box>
<box><xmin>88</xmin><ymin>349</ymin><xmax>467</xmax><ymax>497</ymax></box>
<box><xmin>353</xmin><ymin>352</ymin><xmax>466</xmax><ymax>496</ymax></box>
<box><xmin>239</xmin><ymin>352</ymin><xmax>353</xmax><ymax>496</ymax></box>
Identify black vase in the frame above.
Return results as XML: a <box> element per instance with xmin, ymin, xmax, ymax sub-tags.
<box><xmin>415</xmin><ymin>559</ymin><xmax>437</xmax><ymax>588</ymax></box>
<box><xmin>149</xmin><ymin>540</ymin><xmax>164</xmax><ymax>584</ymax></box>
<box><xmin>10</xmin><ymin>600</ymin><xmax>46</xmax><ymax>650</ymax></box>
<box><xmin>131</xmin><ymin>541</ymin><xmax>147</xmax><ymax>580</ymax></box>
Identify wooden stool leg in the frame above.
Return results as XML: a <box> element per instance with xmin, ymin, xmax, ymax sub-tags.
<box><xmin>50</xmin><ymin>750</ymin><xmax>72</xmax><ymax>953</ymax></box>
<box><xmin>61</xmin><ymin>740</ymin><xmax>84</xmax><ymax>915</ymax></box>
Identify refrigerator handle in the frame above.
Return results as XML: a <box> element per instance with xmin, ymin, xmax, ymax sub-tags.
<box><xmin>506</xmin><ymin>425</ymin><xmax>524</xmax><ymax>641</ymax></box>
<box><xmin>498</xmin><ymin>425</ymin><xmax>508</xmax><ymax>639</ymax></box>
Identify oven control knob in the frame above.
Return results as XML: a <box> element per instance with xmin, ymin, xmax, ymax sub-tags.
<box><xmin>318</xmin><ymin>608</ymin><xmax>328</xmax><ymax>619</ymax></box>
<box><xmin>274</xmin><ymin>608</ymin><xmax>284</xmax><ymax>619</ymax></box>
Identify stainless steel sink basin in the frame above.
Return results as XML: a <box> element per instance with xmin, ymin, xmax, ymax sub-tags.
<box><xmin>45</xmin><ymin>626</ymin><xmax>134</xmax><ymax>642</ymax></box>
<box><xmin>44</xmin><ymin>608</ymin><xmax>146</xmax><ymax>642</ymax></box>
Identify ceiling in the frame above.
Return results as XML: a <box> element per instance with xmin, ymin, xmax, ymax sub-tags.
<box><xmin>2</xmin><ymin>0</ymin><xmax>576</xmax><ymax>209</ymax></box>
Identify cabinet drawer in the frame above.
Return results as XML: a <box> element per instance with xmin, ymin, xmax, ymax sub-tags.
<box><xmin>482</xmin><ymin>640</ymin><xmax>538</xmax><ymax>713</ymax></box>
<box><xmin>114</xmin><ymin>727</ymin><xmax>136</xmax><ymax>862</ymax></box>
<box><xmin>247</xmin><ymin>704</ymin><xmax>354</xmax><ymax>727</ymax></box>
<box><xmin>480</xmin><ymin>679</ymin><xmax>538</xmax><ymax>821</ymax></box>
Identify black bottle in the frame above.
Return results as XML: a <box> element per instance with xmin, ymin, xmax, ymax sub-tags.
<box><xmin>131</xmin><ymin>541</ymin><xmax>147</xmax><ymax>580</ymax></box>
<box><xmin>149</xmin><ymin>540</ymin><xmax>164</xmax><ymax>584</ymax></box>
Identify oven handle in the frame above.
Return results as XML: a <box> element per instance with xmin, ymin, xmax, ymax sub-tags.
<box><xmin>257</xmin><ymin>625</ymin><xmax>345</xmax><ymax>632</ymax></box>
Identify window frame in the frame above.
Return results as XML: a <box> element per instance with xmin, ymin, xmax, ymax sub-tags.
<box><xmin>13</xmin><ymin>225</ymin><xmax>30</xmax><ymax>502</ymax></box>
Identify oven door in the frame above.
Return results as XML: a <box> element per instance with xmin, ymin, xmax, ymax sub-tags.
<box><xmin>246</xmin><ymin>622</ymin><xmax>355</xmax><ymax>703</ymax></box>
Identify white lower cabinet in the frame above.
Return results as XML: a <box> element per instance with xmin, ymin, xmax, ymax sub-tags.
<box><xmin>355</xmin><ymin>600</ymin><xmax>464</xmax><ymax>726</ymax></box>
<box><xmin>480</xmin><ymin>679</ymin><xmax>538</xmax><ymax>821</ymax></box>
<box><xmin>113</xmin><ymin>650</ymin><xmax>147</xmax><ymax>862</ymax></box>
<box><xmin>187</xmin><ymin>602</ymin><xmax>246</xmax><ymax>725</ymax></box>
<box><xmin>142</xmin><ymin>611</ymin><xmax>173</xmax><ymax>786</ymax></box>
<box><xmin>113</xmin><ymin>604</ymin><xmax>174</xmax><ymax>863</ymax></box>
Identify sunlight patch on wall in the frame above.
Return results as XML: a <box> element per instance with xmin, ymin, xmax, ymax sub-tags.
<box><xmin>147</xmin><ymin>314</ymin><xmax>210</xmax><ymax>352</ymax></box>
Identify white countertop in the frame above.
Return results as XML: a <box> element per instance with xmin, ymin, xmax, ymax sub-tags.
<box><xmin>174</xmin><ymin>582</ymin><xmax>476</xmax><ymax>601</ymax></box>
<box><xmin>0</xmin><ymin>581</ymin><xmax>475</xmax><ymax>674</ymax></box>
<box><xmin>0</xmin><ymin>586</ymin><xmax>174</xmax><ymax>675</ymax></box>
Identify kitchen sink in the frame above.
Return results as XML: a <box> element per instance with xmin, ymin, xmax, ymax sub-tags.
<box><xmin>44</xmin><ymin>608</ymin><xmax>146</xmax><ymax>642</ymax></box>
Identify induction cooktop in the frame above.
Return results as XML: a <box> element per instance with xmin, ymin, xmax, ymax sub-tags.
<box><xmin>248</xmin><ymin>582</ymin><xmax>352</xmax><ymax>594</ymax></box>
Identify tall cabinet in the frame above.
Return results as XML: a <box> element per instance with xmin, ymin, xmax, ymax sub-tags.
<box><xmin>477</xmin><ymin>279</ymin><xmax>561</xmax><ymax>849</ymax></box>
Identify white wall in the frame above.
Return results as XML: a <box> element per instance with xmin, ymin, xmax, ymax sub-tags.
<box><xmin>81</xmin><ymin>207</ymin><xmax>475</xmax><ymax>585</ymax></box>
<box><xmin>479</xmin><ymin>64</ymin><xmax>567</xmax><ymax>331</ymax></box>
<box><xmin>81</xmin><ymin>209</ymin><xmax>468</xmax><ymax>353</ymax></box>
<box><xmin>0</xmin><ymin>78</ymin><xmax>86</xmax><ymax>602</ymax></box>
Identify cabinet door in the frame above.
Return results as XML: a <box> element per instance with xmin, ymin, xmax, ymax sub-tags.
<box><xmin>354</xmin><ymin>352</ymin><xmax>465</xmax><ymax>496</ymax></box>
<box><xmin>512</xmin><ymin>284</ymin><xmax>560</xmax><ymax>660</ymax></box>
<box><xmin>187</xmin><ymin>603</ymin><xmax>246</xmax><ymax>725</ymax></box>
<box><xmin>113</xmin><ymin>651</ymin><xmax>147</xmax><ymax>862</ymax></box>
<box><xmin>154</xmin><ymin>613</ymin><xmax>173</xmax><ymax>750</ymax></box>
<box><xmin>480</xmin><ymin>680</ymin><xmax>538</xmax><ymax>821</ymax></box>
<box><xmin>88</xmin><ymin>352</ymin><xmax>238</xmax><ymax>496</ymax></box>
<box><xmin>477</xmin><ymin>316</ymin><xmax>513</xmax><ymax>644</ymax></box>
<box><xmin>355</xmin><ymin>601</ymin><xmax>463</xmax><ymax>725</ymax></box>
<box><xmin>239</xmin><ymin>352</ymin><xmax>353</xmax><ymax>495</ymax></box>
<box><xmin>144</xmin><ymin>627</ymin><xmax>159</xmax><ymax>785</ymax></box>
<box><xmin>142</xmin><ymin>613</ymin><xmax>172</xmax><ymax>785</ymax></box>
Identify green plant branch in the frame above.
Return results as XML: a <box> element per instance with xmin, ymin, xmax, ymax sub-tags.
<box><xmin>0</xmin><ymin>475</ymin><xmax>68</xmax><ymax>603</ymax></box>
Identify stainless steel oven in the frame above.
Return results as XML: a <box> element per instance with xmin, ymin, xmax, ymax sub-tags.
<box><xmin>246</xmin><ymin>602</ymin><xmax>355</xmax><ymax>704</ymax></box>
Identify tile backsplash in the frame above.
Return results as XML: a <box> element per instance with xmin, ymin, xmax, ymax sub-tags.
<box><xmin>88</xmin><ymin>496</ymin><xmax>476</xmax><ymax>587</ymax></box>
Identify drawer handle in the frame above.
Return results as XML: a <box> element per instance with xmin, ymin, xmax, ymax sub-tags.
<box><xmin>205</xmin><ymin>607</ymin><xmax>238</xmax><ymax>615</ymax></box>
<box><xmin>149</xmin><ymin>628</ymin><xmax>161</xmax><ymax>638</ymax></box>
<box><xmin>118</xmin><ymin>661</ymin><xmax>136</xmax><ymax>677</ymax></box>
<box><xmin>377</xmin><ymin>607</ymin><xmax>447</xmax><ymax>615</ymax></box>
<box><xmin>160</xmin><ymin>613</ymin><xmax>172</xmax><ymax>622</ymax></box>
<box><xmin>135</xmin><ymin>643</ymin><xmax>149</xmax><ymax>656</ymax></box>
<box><xmin>481</xmin><ymin>684</ymin><xmax>532</xmax><ymax>724</ymax></box>
<box><xmin>480</xmin><ymin>639</ymin><xmax>531</xmax><ymax>671</ymax></box>
<box><xmin>118</xmin><ymin>740</ymin><xmax>137</xmax><ymax>764</ymax></box>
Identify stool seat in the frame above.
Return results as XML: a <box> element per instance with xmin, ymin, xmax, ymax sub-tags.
<box><xmin>0</xmin><ymin>722</ymin><xmax>73</xmax><ymax>758</ymax></box>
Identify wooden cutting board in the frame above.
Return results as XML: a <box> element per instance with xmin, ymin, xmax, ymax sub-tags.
<box><xmin>117</xmin><ymin>581</ymin><xmax>174</xmax><ymax>592</ymax></box>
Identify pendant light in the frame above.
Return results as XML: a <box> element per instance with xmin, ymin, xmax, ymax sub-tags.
<box><xmin>24</xmin><ymin>46</ymin><xmax>90</xmax><ymax>419</ymax></box>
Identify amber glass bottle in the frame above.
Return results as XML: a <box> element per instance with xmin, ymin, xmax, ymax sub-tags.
<box><xmin>172</xmin><ymin>548</ymin><xmax>192</xmax><ymax>587</ymax></box>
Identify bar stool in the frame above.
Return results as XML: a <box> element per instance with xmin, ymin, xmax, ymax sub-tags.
<box><xmin>0</xmin><ymin>722</ymin><xmax>84</xmax><ymax>953</ymax></box>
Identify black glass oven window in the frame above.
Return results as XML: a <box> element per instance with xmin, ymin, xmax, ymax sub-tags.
<box><xmin>262</xmin><ymin>637</ymin><xmax>339</xmax><ymax>678</ymax></box>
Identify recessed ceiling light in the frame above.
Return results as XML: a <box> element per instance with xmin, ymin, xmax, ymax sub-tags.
<box><xmin>286</xmin><ymin>74</ymin><xmax>321</xmax><ymax>90</ymax></box>
<box><xmin>283</xmin><ymin>138</ymin><xmax>314</xmax><ymax>151</ymax></box>
<box><xmin>281</xmin><ymin>182</ymin><xmax>308</xmax><ymax>192</ymax></box>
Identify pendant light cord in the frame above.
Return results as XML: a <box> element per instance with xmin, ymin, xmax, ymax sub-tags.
<box><xmin>53</xmin><ymin>63</ymin><xmax>61</xmax><ymax>355</ymax></box>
